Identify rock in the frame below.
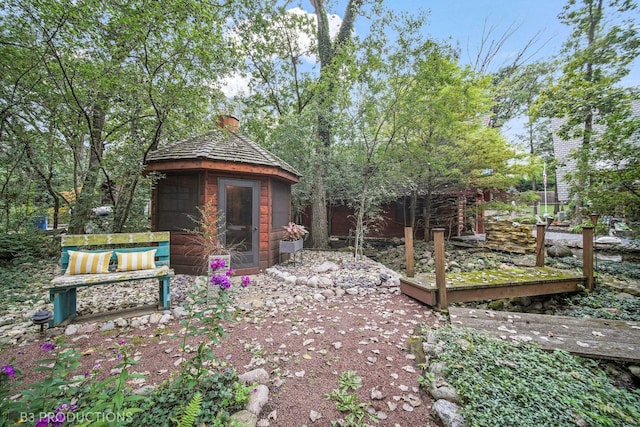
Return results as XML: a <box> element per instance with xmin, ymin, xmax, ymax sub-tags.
<box><xmin>172</xmin><ymin>306</ymin><xmax>188</xmax><ymax>319</ymax></box>
<box><xmin>65</xmin><ymin>324</ymin><xmax>80</xmax><ymax>335</ymax></box>
<box><xmin>113</xmin><ymin>318</ymin><xmax>128</xmax><ymax>328</ymax></box>
<box><xmin>431</xmin><ymin>399</ymin><xmax>467</xmax><ymax>427</ymax></box>
<box><xmin>547</xmin><ymin>245</ymin><xmax>573</xmax><ymax>258</ymax></box>
<box><xmin>77</xmin><ymin>323</ymin><xmax>98</xmax><ymax>334</ymax></box>
<box><xmin>100</xmin><ymin>321</ymin><xmax>115</xmax><ymax>332</ymax></box>
<box><xmin>238</xmin><ymin>368</ymin><xmax>269</xmax><ymax>385</ymax></box>
<box><xmin>314</xmin><ymin>261</ymin><xmax>340</xmax><ymax>273</ymax></box>
<box><xmin>307</xmin><ymin>276</ymin><xmax>319</xmax><ymax>288</ymax></box>
<box><xmin>132</xmin><ymin>385</ymin><xmax>156</xmax><ymax>395</ymax></box>
<box><xmin>429</xmin><ymin>381</ymin><xmax>460</xmax><ymax>403</ymax></box>
<box><xmin>629</xmin><ymin>365</ymin><xmax>640</xmax><ymax>380</ymax></box>
<box><xmin>246</xmin><ymin>384</ymin><xmax>269</xmax><ymax>416</ymax></box>
<box><xmin>309</xmin><ymin>410</ymin><xmax>322</xmax><ymax>422</ymax></box>
<box><xmin>228</xmin><ymin>410</ymin><xmax>258</xmax><ymax>427</ymax></box>
<box><xmin>149</xmin><ymin>312</ymin><xmax>163</xmax><ymax>324</ymax></box>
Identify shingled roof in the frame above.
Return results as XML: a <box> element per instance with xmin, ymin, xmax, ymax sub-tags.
<box><xmin>146</xmin><ymin>128</ymin><xmax>301</xmax><ymax>177</ymax></box>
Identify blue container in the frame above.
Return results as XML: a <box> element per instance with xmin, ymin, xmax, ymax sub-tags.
<box><xmin>33</xmin><ymin>216</ymin><xmax>48</xmax><ymax>230</ymax></box>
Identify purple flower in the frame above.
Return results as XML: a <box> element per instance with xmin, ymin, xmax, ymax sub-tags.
<box><xmin>40</xmin><ymin>342</ymin><xmax>56</xmax><ymax>351</ymax></box>
<box><xmin>225</xmin><ymin>268</ymin><xmax>234</xmax><ymax>277</ymax></box>
<box><xmin>209</xmin><ymin>258</ymin><xmax>227</xmax><ymax>271</ymax></box>
<box><xmin>211</xmin><ymin>274</ymin><xmax>232</xmax><ymax>290</ymax></box>
<box><xmin>35</xmin><ymin>417</ymin><xmax>50</xmax><ymax>427</ymax></box>
<box><xmin>1</xmin><ymin>364</ymin><xmax>15</xmax><ymax>378</ymax></box>
<box><xmin>118</xmin><ymin>339</ymin><xmax>127</xmax><ymax>345</ymax></box>
<box><xmin>241</xmin><ymin>276</ymin><xmax>251</xmax><ymax>288</ymax></box>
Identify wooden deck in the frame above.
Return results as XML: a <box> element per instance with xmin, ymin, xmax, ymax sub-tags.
<box><xmin>400</xmin><ymin>269</ymin><xmax>586</xmax><ymax>307</ymax></box>
<box><xmin>449</xmin><ymin>307</ymin><xmax>640</xmax><ymax>362</ymax></box>
<box><xmin>400</xmin><ymin>226</ymin><xmax>595</xmax><ymax>308</ymax></box>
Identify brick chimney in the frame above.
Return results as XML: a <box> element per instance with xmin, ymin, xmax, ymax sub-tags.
<box><xmin>216</xmin><ymin>115</ymin><xmax>239</xmax><ymax>132</ymax></box>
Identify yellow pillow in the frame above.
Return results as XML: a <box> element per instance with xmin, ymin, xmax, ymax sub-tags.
<box><xmin>66</xmin><ymin>250</ymin><xmax>113</xmax><ymax>275</ymax></box>
<box><xmin>116</xmin><ymin>249</ymin><xmax>157</xmax><ymax>272</ymax></box>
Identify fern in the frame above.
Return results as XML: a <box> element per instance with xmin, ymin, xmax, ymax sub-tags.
<box><xmin>177</xmin><ymin>392</ymin><xmax>203</xmax><ymax>427</ymax></box>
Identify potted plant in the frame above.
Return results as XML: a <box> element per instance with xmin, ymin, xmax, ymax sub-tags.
<box><xmin>279</xmin><ymin>222</ymin><xmax>308</xmax><ymax>254</ymax></box>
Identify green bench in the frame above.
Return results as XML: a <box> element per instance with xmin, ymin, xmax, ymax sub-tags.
<box><xmin>48</xmin><ymin>232</ymin><xmax>174</xmax><ymax>326</ymax></box>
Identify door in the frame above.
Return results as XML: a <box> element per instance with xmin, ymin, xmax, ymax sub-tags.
<box><xmin>218</xmin><ymin>178</ymin><xmax>259</xmax><ymax>270</ymax></box>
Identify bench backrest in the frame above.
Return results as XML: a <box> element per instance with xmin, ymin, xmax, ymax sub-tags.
<box><xmin>59</xmin><ymin>232</ymin><xmax>171</xmax><ymax>272</ymax></box>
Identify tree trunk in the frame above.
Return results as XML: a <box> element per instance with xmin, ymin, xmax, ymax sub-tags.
<box><xmin>310</xmin><ymin>162</ymin><xmax>329</xmax><ymax>248</ymax></box>
<box><xmin>309</xmin><ymin>0</ymin><xmax>362</xmax><ymax>249</ymax></box>
<box><xmin>68</xmin><ymin>103</ymin><xmax>105</xmax><ymax>233</ymax></box>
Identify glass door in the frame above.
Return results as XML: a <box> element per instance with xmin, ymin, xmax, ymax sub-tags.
<box><xmin>218</xmin><ymin>178</ymin><xmax>259</xmax><ymax>270</ymax></box>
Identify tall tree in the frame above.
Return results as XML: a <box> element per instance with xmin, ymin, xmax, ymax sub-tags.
<box><xmin>1</xmin><ymin>0</ymin><xmax>238</xmax><ymax>232</ymax></box>
<box><xmin>391</xmin><ymin>42</ymin><xmax>518</xmax><ymax>240</ymax></box>
<box><xmin>534</xmin><ymin>0</ymin><xmax>640</xmax><ymax>220</ymax></box>
<box><xmin>235</xmin><ymin>0</ymin><xmax>418</xmax><ymax>248</ymax></box>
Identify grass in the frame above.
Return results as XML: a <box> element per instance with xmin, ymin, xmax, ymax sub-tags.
<box><xmin>420</xmin><ymin>325</ymin><xmax>640</xmax><ymax>427</ymax></box>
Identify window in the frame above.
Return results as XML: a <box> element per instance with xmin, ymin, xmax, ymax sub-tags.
<box><xmin>272</xmin><ymin>180</ymin><xmax>290</xmax><ymax>228</ymax></box>
<box><xmin>155</xmin><ymin>174</ymin><xmax>199</xmax><ymax>231</ymax></box>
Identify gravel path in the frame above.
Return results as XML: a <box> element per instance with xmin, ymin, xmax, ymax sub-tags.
<box><xmin>1</xmin><ymin>251</ymin><xmax>443</xmax><ymax>426</ymax></box>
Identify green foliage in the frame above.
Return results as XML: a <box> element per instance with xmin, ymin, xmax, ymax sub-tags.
<box><xmin>533</xmin><ymin>0</ymin><xmax>640</xmax><ymax>217</ymax></box>
<box><xmin>326</xmin><ymin>371</ymin><xmax>378</xmax><ymax>426</ymax></box>
<box><xmin>137</xmin><ymin>370</ymin><xmax>248</xmax><ymax>427</ymax></box>
<box><xmin>176</xmin><ymin>392</ymin><xmax>202</xmax><ymax>427</ymax></box>
<box><xmin>567</xmin><ymin>220</ymin><xmax>607</xmax><ymax>235</ymax></box>
<box><xmin>0</xmin><ymin>230</ymin><xmax>58</xmax><ymax>262</ymax></box>
<box><xmin>0</xmin><ymin>258</ymin><xmax>251</xmax><ymax>427</ymax></box>
<box><xmin>558</xmin><ymin>287</ymin><xmax>640</xmax><ymax>321</ymax></box>
<box><xmin>419</xmin><ymin>325</ymin><xmax>640</xmax><ymax>427</ymax></box>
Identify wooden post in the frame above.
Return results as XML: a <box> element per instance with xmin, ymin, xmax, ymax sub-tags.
<box><xmin>536</xmin><ymin>223</ymin><xmax>546</xmax><ymax>267</ymax></box>
<box><xmin>434</xmin><ymin>228</ymin><xmax>447</xmax><ymax>309</ymax></box>
<box><xmin>404</xmin><ymin>227</ymin><xmax>415</xmax><ymax>277</ymax></box>
<box><xmin>582</xmin><ymin>225</ymin><xmax>594</xmax><ymax>291</ymax></box>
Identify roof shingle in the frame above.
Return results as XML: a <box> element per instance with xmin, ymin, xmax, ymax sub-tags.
<box><xmin>146</xmin><ymin>128</ymin><xmax>301</xmax><ymax>177</ymax></box>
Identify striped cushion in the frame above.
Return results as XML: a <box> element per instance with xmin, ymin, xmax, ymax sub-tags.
<box><xmin>116</xmin><ymin>249</ymin><xmax>157</xmax><ymax>272</ymax></box>
<box><xmin>66</xmin><ymin>250</ymin><xmax>113</xmax><ymax>275</ymax></box>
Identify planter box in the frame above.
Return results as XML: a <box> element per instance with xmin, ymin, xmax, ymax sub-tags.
<box><xmin>279</xmin><ymin>239</ymin><xmax>303</xmax><ymax>254</ymax></box>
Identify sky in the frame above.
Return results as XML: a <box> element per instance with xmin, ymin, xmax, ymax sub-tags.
<box><xmin>324</xmin><ymin>0</ymin><xmax>639</xmax><ymax>141</ymax></box>
<box><xmin>225</xmin><ymin>1</ymin><xmax>639</xmax><ymax>142</ymax></box>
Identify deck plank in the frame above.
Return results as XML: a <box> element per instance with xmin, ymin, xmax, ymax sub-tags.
<box><xmin>448</xmin><ymin>307</ymin><xmax>640</xmax><ymax>362</ymax></box>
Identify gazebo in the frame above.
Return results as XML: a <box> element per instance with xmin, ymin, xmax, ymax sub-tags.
<box><xmin>144</xmin><ymin>116</ymin><xmax>301</xmax><ymax>275</ymax></box>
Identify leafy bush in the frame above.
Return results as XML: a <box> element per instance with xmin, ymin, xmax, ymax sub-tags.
<box><xmin>0</xmin><ymin>230</ymin><xmax>59</xmax><ymax>263</ymax></box>
<box><xmin>568</xmin><ymin>220</ymin><xmax>607</xmax><ymax>235</ymax></box>
<box><xmin>135</xmin><ymin>369</ymin><xmax>249</xmax><ymax>426</ymax></box>
<box><xmin>420</xmin><ymin>325</ymin><xmax>640</xmax><ymax>427</ymax></box>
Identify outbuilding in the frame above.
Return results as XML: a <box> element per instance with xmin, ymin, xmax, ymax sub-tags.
<box><xmin>144</xmin><ymin>116</ymin><xmax>301</xmax><ymax>275</ymax></box>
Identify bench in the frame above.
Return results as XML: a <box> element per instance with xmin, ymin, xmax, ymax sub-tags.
<box><xmin>49</xmin><ymin>232</ymin><xmax>174</xmax><ymax>326</ymax></box>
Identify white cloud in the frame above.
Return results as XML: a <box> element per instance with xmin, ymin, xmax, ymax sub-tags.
<box><xmin>220</xmin><ymin>6</ymin><xmax>345</xmax><ymax>97</ymax></box>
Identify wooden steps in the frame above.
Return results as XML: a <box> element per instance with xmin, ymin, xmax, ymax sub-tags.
<box><xmin>449</xmin><ymin>307</ymin><xmax>640</xmax><ymax>362</ymax></box>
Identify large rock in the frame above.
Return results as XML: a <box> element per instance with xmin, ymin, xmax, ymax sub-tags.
<box><xmin>238</xmin><ymin>368</ymin><xmax>269</xmax><ymax>385</ymax></box>
<box><xmin>228</xmin><ymin>410</ymin><xmax>257</xmax><ymax>427</ymax></box>
<box><xmin>431</xmin><ymin>399</ymin><xmax>467</xmax><ymax>427</ymax></box>
<box><xmin>547</xmin><ymin>245</ymin><xmax>573</xmax><ymax>258</ymax></box>
<box><xmin>314</xmin><ymin>261</ymin><xmax>340</xmax><ymax>273</ymax></box>
<box><xmin>246</xmin><ymin>384</ymin><xmax>269</xmax><ymax>416</ymax></box>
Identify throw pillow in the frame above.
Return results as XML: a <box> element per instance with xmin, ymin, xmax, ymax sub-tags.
<box><xmin>116</xmin><ymin>249</ymin><xmax>157</xmax><ymax>272</ymax></box>
<box><xmin>66</xmin><ymin>250</ymin><xmax>113</xmax><ymax>275</ymax></box>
